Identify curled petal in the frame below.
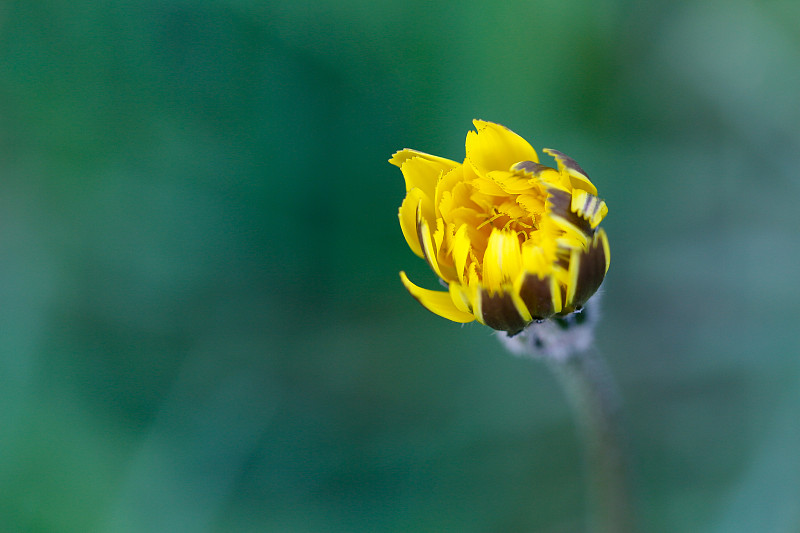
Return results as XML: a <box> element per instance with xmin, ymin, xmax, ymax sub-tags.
<box><xmin>396</xmin><ymin>157</ymin><xmax>444</xmax><ymax>199</ymax></box>
<box><xmin>466</xmin><ymin>120</ymin><xmax>539</xmax><ymax>177</ymax></box>
<box><xmin>398</xmin><ymin>190</ymin><xmax>426</xmax><ymax>258</ymax></box>
<box><xmin>400</xmin><ymin>272</ymin><xmax>475</xmax><ymax>323</ymax></box>
<box><xmin>390</xmin><ymin>149</ymin><xmax>459</xmax><ymax>172</ymax></box>
<box><xmin>432</xmin><ymin>218</ymin><xmax>457</xmax><ymax>281</ymax></box>
<box><xmin>448</xmin><ymin>281</ymin><xmax>474</xmax><ymax>314</ymax></box>
<box><xmin>451</xmin><ymin>224</ymin><xmax>471</xmax><ymax>284</ymax></box>
<box><xmin>398</xmin><ymin>189</ymin><xmax>431</xmax><ymax>258</ymax></box>
<box><xmin>416</xmin><ymin>203</ymin><xmax>447</xmax><ymax>281</ymax></box>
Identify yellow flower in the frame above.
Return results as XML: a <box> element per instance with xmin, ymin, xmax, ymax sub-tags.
<box><xmin>390</xmin><ymin>120</ymin><xmax>610</xmax><ymax>335</ymax></box>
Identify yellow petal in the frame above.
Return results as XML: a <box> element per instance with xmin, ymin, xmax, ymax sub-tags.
<box><xmin>435</xmin><ymin>166</ymin><xmax>466</xmax><ymax>219</ymax></box>
<box><xmin>551</xmin><ymin>275</ymin><xmax>563</xmax><ymax>313</ymax></box>
<box><xmin>546</xmin><ymin>188</ymin><xmax>591</xmax><ymax>245</ymax></box>
<box><xmin>448</xmin><ymin>281</ymin><xmax>474</xmax><ymax>314</ymax></box>
<box><xmin>398</xmin><ymin>189</ymin><xmax>428</xmax><ymax>258</ymax></box>
<box><xmin>432</xmin><ymin>218</ymin><xmax>457</xmax><ymax>281</ymax></box>
<box><xmin>543</xmin><ymin>148</ymin><xmax>597</xmax><ymax>196</ymax></box>
<box><xmin>484</xmin><ymin>170</ymin><xmax>537</xmax><ymax>195</ymax></box>
<box><xmin>564</xmin><ymin>247</ymin><xmax>582</xmax><ymax>308</ymax></box>
<box><xmin>597</xmin><ymin>228</ymin><xmax>611</xmax><ymax>274</ymax></box>
<box><xmin>471</xmin><ymin>175</ymin><xmax>508</xmax><ymax>196</ymax></box>
<box><xmin>400</xmin><ymin>272</ymin><xmax>475</xmax><ymax>323</ymax></box>
<box><xmin>416</xmin><ymin>203</ymin><xmax>446</xmax><ymax>280</ymax></box>
<box><xmin>451</xmin><ymin>224</ymin><xmax>471</xmax><ymax>284</ymax></box>
<box><xmin>482</xmin><ymin>229</ymin><xmax>523</xmax><ymax>291</ymax></box>
<box><xmin>533</xmin><ymin>167</ymin><xmax>567</xmax><ymax>190</ymax></box>
<box><xmin>466</xmin><ymin>262</ymin><xmax>483</xmax><ymax>320</ymax></box>
<box><xmin>389</xmin><ymin>149</ymin><xmax>459</xmax><ymax>171</ymax></box>
<box><xmin>496</xmin><ymin>198</ymin><xmax>527</xmax><ymax>220</ymax></box>
<box><xmin>439</xmin><ymin>180</ymin><xmax>479</xmax><ymax>225</ymax></box>
<box><xmin>520</xmin><ymin>239</ymin><xmax>551</xmax><ymax>276</ymax></box>
<box><xmin>396</xmin><ymin>157</ymin><xmax>443</xmax><ymax>199</ymax></box>
<box><xmin>466</xmin><ymin>120</ymin><xmax>539</xmax><ymax>177</ymax></box>
<box><xmin>517</xmin><ymin>191</ymin><xmax>545</xmax><ymax>211</ymax></box>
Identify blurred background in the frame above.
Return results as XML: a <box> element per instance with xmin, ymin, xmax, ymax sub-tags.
<box><xmin>1</xmin><ymin>1</ymin><xmax>799</xmax><ymax>531</ymax></box>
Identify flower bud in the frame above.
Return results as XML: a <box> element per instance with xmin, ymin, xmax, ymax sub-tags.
<box><xmin>391</xmin><ymin>120</ymin><xmax>609</xmax><ymax>336</ymax></box>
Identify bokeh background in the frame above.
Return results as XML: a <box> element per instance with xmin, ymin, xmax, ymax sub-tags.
<box><xmin>1</xmin><ymin>1</ymin><xmax>799</xmax><ymax>531</ymax></box>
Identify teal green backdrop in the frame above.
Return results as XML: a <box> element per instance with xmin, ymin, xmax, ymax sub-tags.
<box><xmin>1</xmin><ymin>1</ymin><xmax>799</xmax><ymax>531</ymax></box>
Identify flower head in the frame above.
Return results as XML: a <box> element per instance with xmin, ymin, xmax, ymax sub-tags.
<box><xmin>390</xmin><ymin>120</ymin><xmax>610</xmax><ymax>336</ymax></box>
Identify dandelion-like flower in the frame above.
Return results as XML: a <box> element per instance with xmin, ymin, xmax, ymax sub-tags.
<box><xmin>391</xmin><ymin>120</ymin><xmax>610</xmax><ymax>336</ymax></box>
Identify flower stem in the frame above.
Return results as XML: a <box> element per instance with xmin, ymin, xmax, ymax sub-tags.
<box><xmin>546</xmin><ymin>348</ymin><xmax>636</xmax><ymax>533</ymax></box>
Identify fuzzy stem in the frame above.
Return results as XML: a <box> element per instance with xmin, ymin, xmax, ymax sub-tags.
<box><xmin>546</xmin><ymin>348</ymin><xmax>636</xmax><ymax>533</ymax></box>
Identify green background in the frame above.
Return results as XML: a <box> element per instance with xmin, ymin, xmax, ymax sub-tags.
<box><xmin>2</xmin><ymin>1</ymin><xmax>799</xmax><ymax>531</ymax></box>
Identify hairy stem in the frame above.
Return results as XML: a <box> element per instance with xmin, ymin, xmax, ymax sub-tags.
<box><xmin>546</xmin><ymin>348</ymin><xmax>636</xmax><ymax>533</ymax></box>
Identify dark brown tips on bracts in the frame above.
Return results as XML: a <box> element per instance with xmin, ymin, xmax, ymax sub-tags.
<box><xmin>512</xmin><ymin>160</ymin><xmax>552</xmax><ymax>177</ymax></box>
<box><xmin>518</xmin><ymin>274</ymin><xmax>556</xmax><ymax>320</ymax></box>
<box><xmin>480</xmin><ymin>290</ymin><xmax>528</xmax><ymax>336</ymax></box>
<box><xmin>545</xmin><ymin>149</ymin><xmax>590</xmax><ymax>179</ymax></box>
<box><xmin>547</xmin><ymin>188</ymin><xmax>593</xmax><ymax>236</ymax></box>
<box><xmin>572</xmin><ymin>236</ymin><xmax>608</xmax><ymax>310</ymax></box>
